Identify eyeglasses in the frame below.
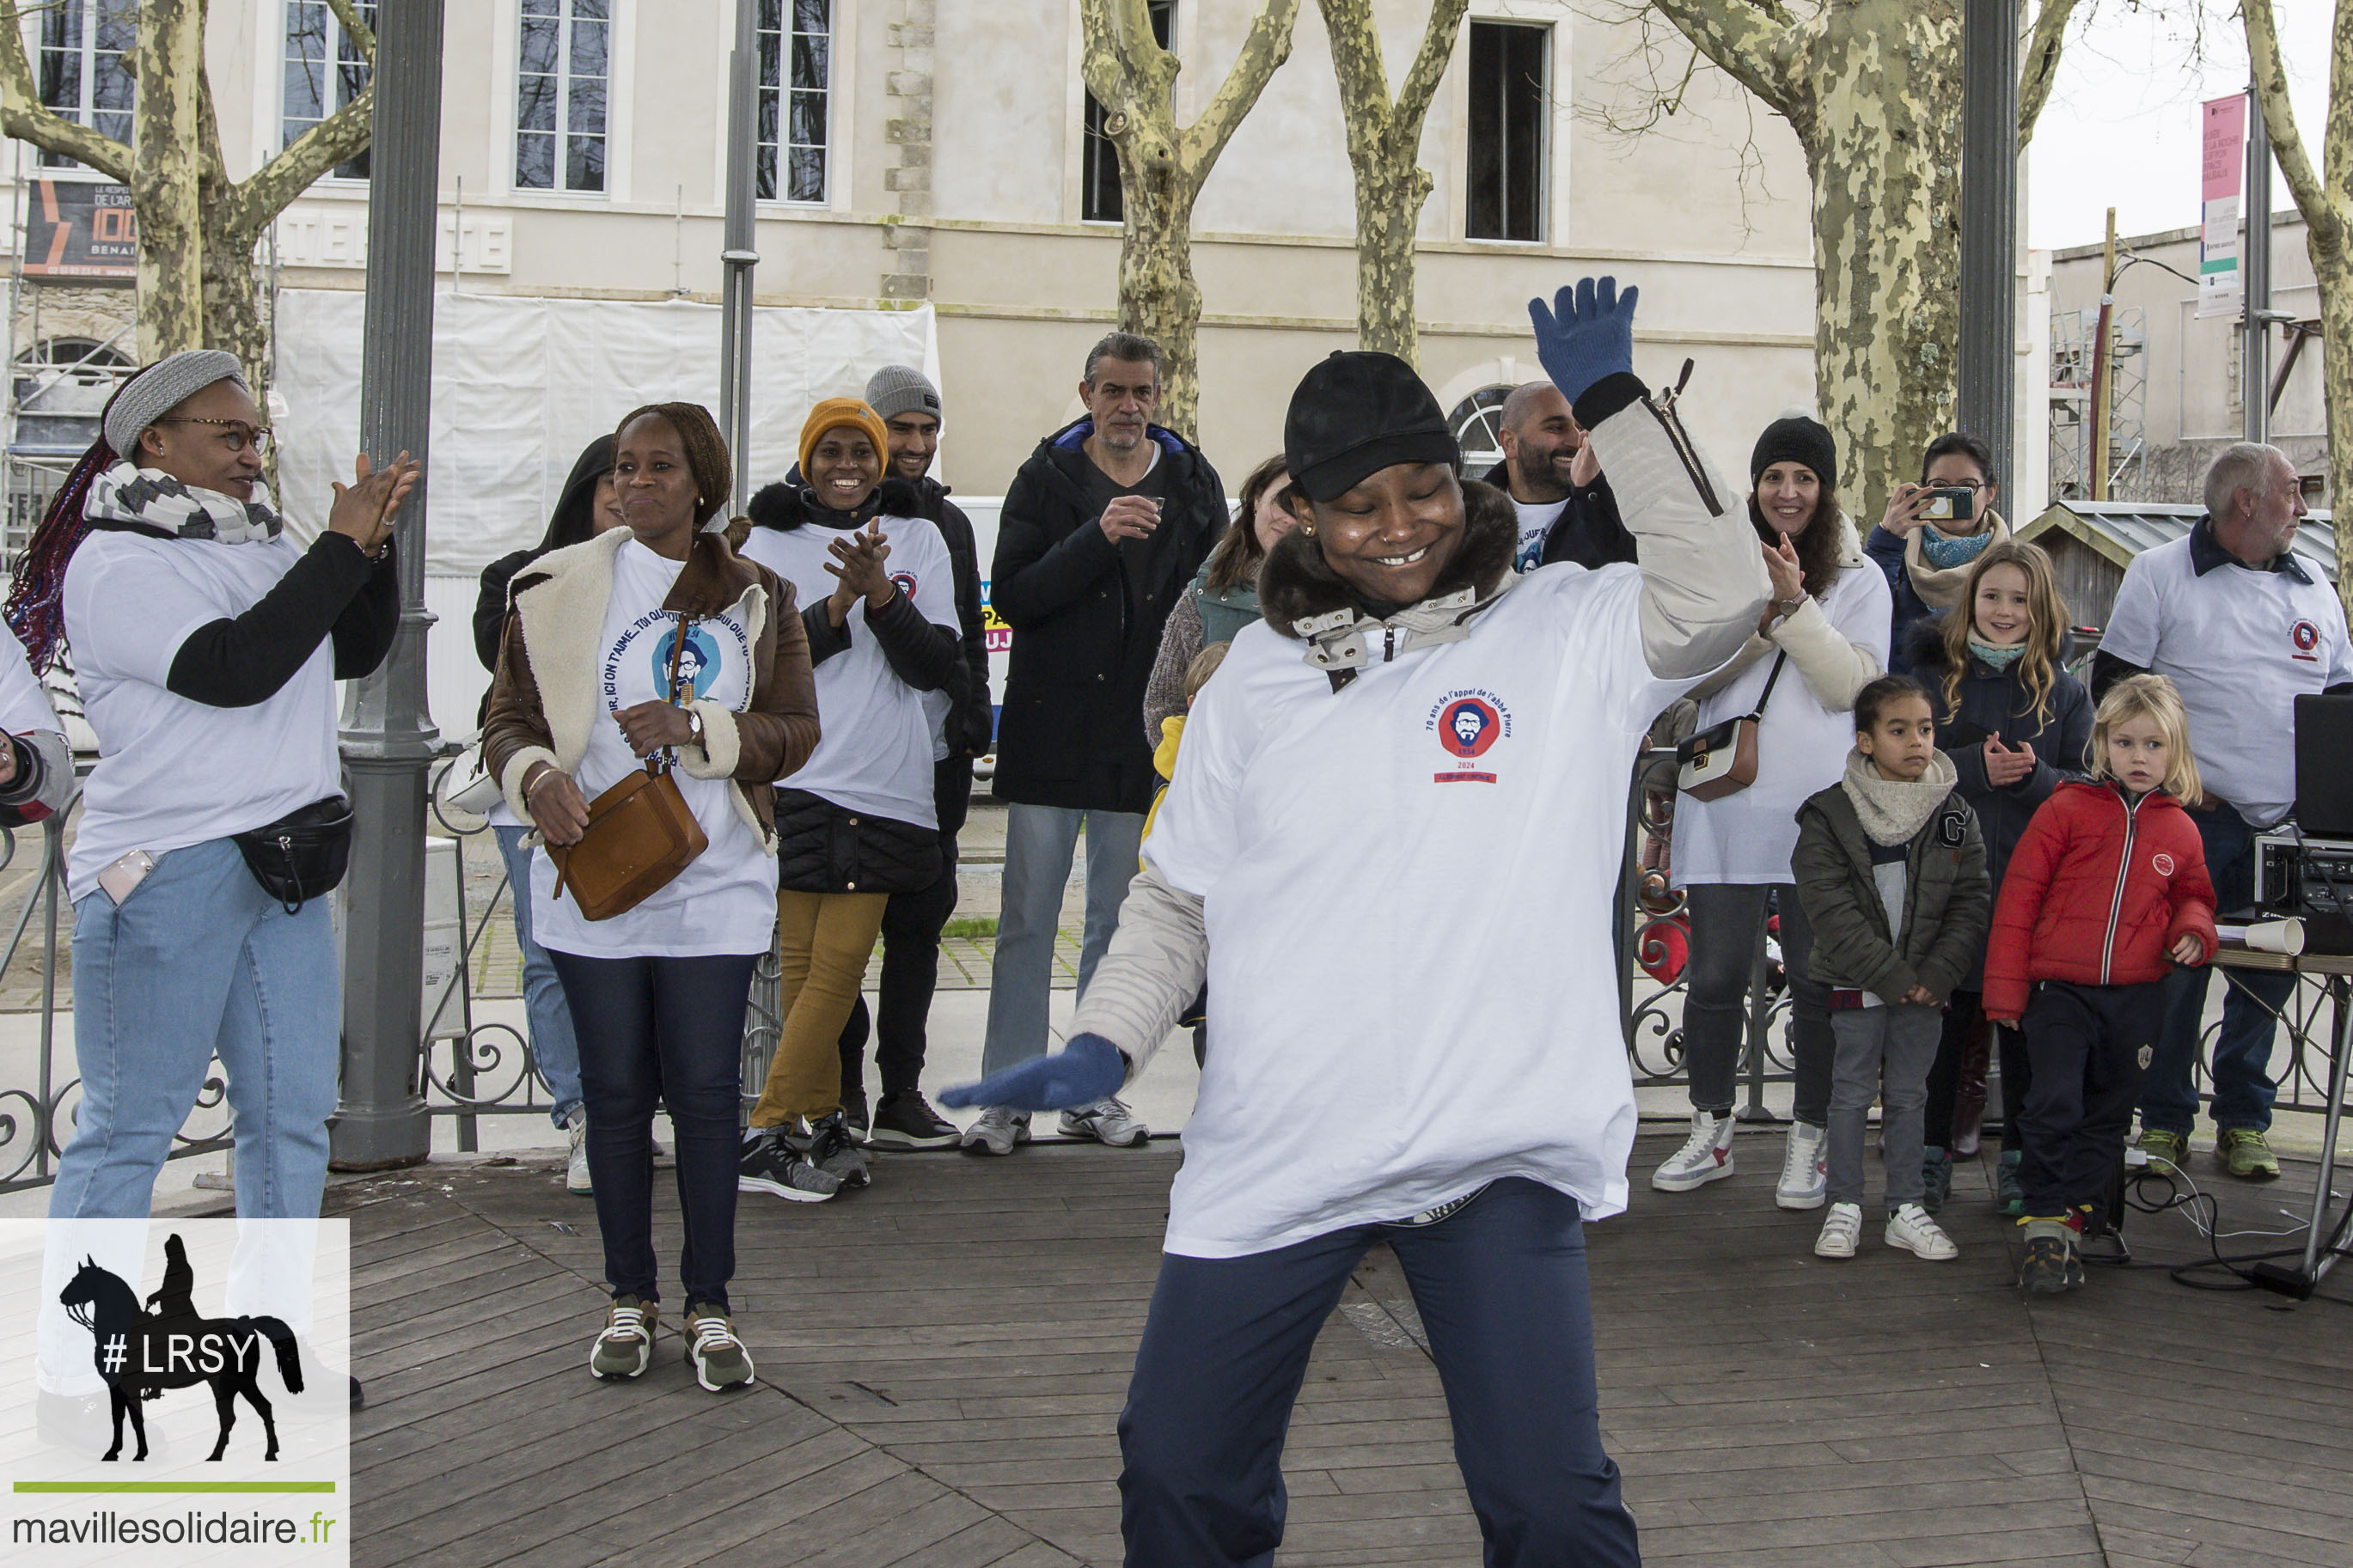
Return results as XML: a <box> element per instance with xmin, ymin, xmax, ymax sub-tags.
<box><xmin>152</xmin><ymin>417</ymin><xmax>271</xmax><ymax>455</ymax></box>
<box><xmin>1933</xmin><ymin>478</ymin><xmax>1987</xmax><ymax>492</ymax></box>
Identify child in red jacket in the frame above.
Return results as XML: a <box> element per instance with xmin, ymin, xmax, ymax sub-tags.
<box><xmin>1983</xmin><ymin>674</ymin><xmax>2217</xmax><ymax>1294</ymax></box>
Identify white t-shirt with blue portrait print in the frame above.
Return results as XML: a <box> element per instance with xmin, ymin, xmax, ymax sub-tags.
<box><xmin>738</xmin><ymin>511</ymin><xmax>959</xmax><ymax>827</ymax></box>
<box><xmin>531</xmin><ymin>536</ymin><xmax>775</xmax><ymax>960</ymax></box>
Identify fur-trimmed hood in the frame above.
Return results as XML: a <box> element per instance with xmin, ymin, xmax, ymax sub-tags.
<box><xmin>1259</xmin><ymin>478</ymin><xmax>1518</xmax><ymax>638</ymax></box>
<box><xmin>746</xmin><ymin>469</ymin><xmax>926</xmax><ymax>532</ymax></box>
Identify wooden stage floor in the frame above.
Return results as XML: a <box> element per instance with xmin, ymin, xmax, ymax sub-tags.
<box><xmin>339</xmin><ymin>1127</ymin><xmax>2353</xmax><ymax>1567</ymax></box>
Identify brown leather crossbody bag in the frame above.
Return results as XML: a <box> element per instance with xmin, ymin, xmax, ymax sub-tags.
<box><xmin>547</xmin><ymin>612</ymin><xmax>710</xmax><ymax>920</ymax></box>
<box><xmin>1676</xmin><ymin>652</ymin><xmax>1787</xmax><ymax>802</ymax></box>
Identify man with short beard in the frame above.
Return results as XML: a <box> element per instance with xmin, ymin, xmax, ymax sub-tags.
<box><xmin>1483</xmin><ymin>379</ymin><xmax>1634</xmax><ymax>572</ymax></box>
<box><xmin>970</xmin><ymin>333</ymin><xmax>1223</xmax><ymax>1156</ymax></box>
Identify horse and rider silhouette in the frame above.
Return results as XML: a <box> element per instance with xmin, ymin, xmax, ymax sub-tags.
<box><xmin>58</xmin><ymin>1234</ymin><xmax>304</xmax><ymax>1462</ymax></box>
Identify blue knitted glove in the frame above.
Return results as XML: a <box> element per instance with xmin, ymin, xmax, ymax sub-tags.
<box><xmin>938</xmin><ymin>1033</ymin><xmax>1128</xmax><ymax>1113</ymax></box>
<box><xmin>1527</xmin><ymin>275</ymin><xmax>1640</xmax><ymax>406</ymax></box>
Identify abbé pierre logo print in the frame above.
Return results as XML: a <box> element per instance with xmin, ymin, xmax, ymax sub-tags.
<box><xmin>58</xmin><ymin>1233</ymin><xmax>303</xmax><ymax>1463</ymax></box>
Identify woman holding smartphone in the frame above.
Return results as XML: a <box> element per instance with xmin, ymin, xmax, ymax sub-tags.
<box><xmin>1865</xmin><ymin>432</ymin><xmax>2010</xmax><ymax>670</ymax></box>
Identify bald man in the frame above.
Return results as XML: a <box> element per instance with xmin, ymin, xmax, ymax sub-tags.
<box><xmin>1483</xmin><ymin>380</ymin><xmax>1635</xmax><ymax>573</ymax></box>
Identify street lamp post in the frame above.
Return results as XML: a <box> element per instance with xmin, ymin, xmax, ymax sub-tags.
<box><xmin>331</xmin><ymin>0</ymin><xmax>447</xmax><ymax>1171</ymax></box>
<box><xmin>1956</xmin><ymin>0</ymin><xmax>2018</xmax><ymax>490</ymax></box>
<box><xmin>718</xmin><ymin>0</ymin><xmax>759</xmax><ymax>516</ymax></box>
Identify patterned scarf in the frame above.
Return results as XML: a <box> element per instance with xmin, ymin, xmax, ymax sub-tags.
<box><xmin>1916</xmin><ymin>524</ymin><xmax>1994</xmax><ymax>571</ymax></box>
<box><xmin>1968</xmin><ymin>637</ymin><xmax>2027</xmax><ymax>672</ymax></box>
<box><xmin>84</xmin><ymin>461</ymin><xmax>283</xmax><ymax>544</ymax></box>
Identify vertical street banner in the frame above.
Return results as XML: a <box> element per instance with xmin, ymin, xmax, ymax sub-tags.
<box><xmin>2197</xmin><ymin>94</ymin><xmax>2246</xmax><ymax>320</ymax></box>
<box><xmin>21</xmin><ymin>181</ymin><xmax>138</xmax><ymax>283</ymax></box>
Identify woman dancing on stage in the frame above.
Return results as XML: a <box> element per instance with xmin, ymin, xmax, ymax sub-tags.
<box><xmin>946</xmin><ymin>278</ymin><xmax>1770</xmax><ymax>1567</ymax></box>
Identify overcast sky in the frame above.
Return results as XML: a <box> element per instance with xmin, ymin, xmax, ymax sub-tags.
<box><xmin>2027</xmin><ymin>0</ymin><xmax>2336</xmax><ymax>252</ymax></box>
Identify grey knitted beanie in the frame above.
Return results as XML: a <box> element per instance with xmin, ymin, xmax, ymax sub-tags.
<box><xmin>104</xmin><ymin>349</ymin><xmax>248</xmax><ymax>458</ymax></box>
<box><xmin>863</xmin><ymin>363</ymin><xmax>941</xmax><ymax>426</ymax></box>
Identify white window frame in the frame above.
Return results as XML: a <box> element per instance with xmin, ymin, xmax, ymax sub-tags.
<box><xmin>1460</xmin><ymin>16</ymin><xmax>1554</xmax><ymax>247</ymax></box>
<box><xmin>30</xmin><ymin>0</ymin><xmax>133</xmax><ymax>172</ymax></box>
<box><xmin>511</xmin><ymin>0</ymin><xmax>618</xmax><ymax>198</ymax></box>
<box><xmin>755</xmin><ymin>0</ymin><xmax>834</xmax><ymax>206</ymax></box>
<box><xmin>278</xmin><ymin>0</ymin><xmax>376</xmax><ymax>182</ymax></box>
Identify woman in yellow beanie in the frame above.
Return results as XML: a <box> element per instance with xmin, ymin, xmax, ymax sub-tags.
<box><xmin>735</xmin><ymin>399</ymin><xmax>967</xmax><ymax>1199</ymax></box>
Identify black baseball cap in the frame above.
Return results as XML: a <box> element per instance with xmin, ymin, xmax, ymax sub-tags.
<box><xmin>1284</xmin><ymin>351</ymin><xmax>1460</xmax><ymax>503</ymax></box>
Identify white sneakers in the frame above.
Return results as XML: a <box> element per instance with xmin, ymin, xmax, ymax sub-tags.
<box><xmin>1813</xmin><ymin>1202</ymin><xmax>1862</xmax><ymax>1258</ymax></box>
<box><xmin>1814</xmin><ymin>1201</ymin><xmax>1959</xmax><ymax>1261</ymax></box>
<box><xmin>1884</xmin><ymin>1202</ymin><xmax>1959</xmax><ymax>1260</ymax></box>
<box><xmin>564</xmin><ymin>1107</ymin><xmax>591</xmax><ymax>1196</ymax></box>
<box><xmin>1651</xmin><ymin>1111</ymin><xmax>1737</xmax><ymax>1192</ymax></box>
<box><xmin>1775</xmin><ymin>1121</ymin><xmax>1828</xmax><ymax>1210</ymax></box>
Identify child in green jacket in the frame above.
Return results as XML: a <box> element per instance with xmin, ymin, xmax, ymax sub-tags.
<box><xmin>1791</xmin><ymin>674</ymin><xmax>1991</xmax><ymax>1262</ymax></box>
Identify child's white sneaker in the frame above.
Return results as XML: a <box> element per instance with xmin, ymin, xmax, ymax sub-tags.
<box><xmin>1813</xmin><ymin>1202</ymin><xmax>1862</xmax><ymax>1258</ymax></box>
<box><xmin>1775</xmin><ymin>1120</ymin><xmax>1828</xmax><ymax>1210</ymax></box>
<box><xmin>1885</xmin><ymin>1202</ymin><xmax>1959</xmax><ymax>1260</ymax></box>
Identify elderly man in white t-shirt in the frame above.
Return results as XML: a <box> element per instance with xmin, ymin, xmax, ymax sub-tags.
<box><xmin>2093</xmin><ymin>442</ymin><xmax>2353</xmax><ymax>1180</ymax></box>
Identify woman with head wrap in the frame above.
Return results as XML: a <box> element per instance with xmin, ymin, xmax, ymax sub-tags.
<box><xmin>735</xmin><ymin>399</ymin><xmax>965</xmax><ymax>1197</ymax></box>
<box><xmin>942</xmin><ymin>278</ymin><xmax>1771</xmax><ymax>1565</ymax></box>
<box><xmin>4</xmin><ymin>349</ymin><xmax>414</xmax><ymax>1226</ymax></box>
<box><xmin>472</xmin><ymin>435</ymin><xmax>626</xmax><ymax>1195</ymax></box>
<box><xmin>481</xmin><ymin>401</ymin><xmax>820</xmax><ymax>1393</ymax></box>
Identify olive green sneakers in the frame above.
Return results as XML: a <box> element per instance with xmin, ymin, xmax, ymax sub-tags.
<box><xmin>590</xmin><ymin>1296</ymin><xmax>657</xmax><ymax>1380</ymax></box>
<box><xmin>2135</xmin><ymin>1127</ymin><xmax>2190</xmax><ymax>1170</ymax></box>
<box><xmin>2216</xmin><ymin>1127</ymin><xmax>2282</xmax><ymax>1181</ymax></box>
<box><xmin>685</xmin><ymin>1304</ymin><xmax>755</xmax><ymax>1393</ymax></box>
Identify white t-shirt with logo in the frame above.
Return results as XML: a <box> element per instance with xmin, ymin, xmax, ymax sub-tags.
<box><xmin>1672</xmin><ymin>560</ymin><xmax>1892</xmax><ymax>886</ymax></box>
<box><xmin>2100</xmin><ymin>532</ymin><xmax>2353</xmax><ymax>827</ymax></box>
<box><xmin>1142</xmin><ymin>563</ymin><xmax>1708</xmax><ymax>1259</ymax></box>
<box><xmin>739</xmin><ymin>512</ymin><xmax>959</xmax><ymax>827</ymax></box>
<box><xmin>1512</xmin><ymin>495</ymin><xmax>1570</xmax><ymax>572</ymax></box>
<box><xmin>62</xmin><ymin>530</ymin><xmax>342</xmax><ymax>904</ymax></box>
<box><xmin>530</xmin><ymin>537</ymin><xmax>775</xmax><ymax>959</ymax></box>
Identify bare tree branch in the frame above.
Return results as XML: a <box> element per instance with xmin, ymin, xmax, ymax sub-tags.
<box><xmin>229</xmin><ymin>88</ymin><xmax>373</xmax><ymax>241</ymax></box>
<box><xmin>1645</xmin><ymin>0</ymin><xmax>1798</xmax><ymax>120</ymax></box>
<box><xmin>2016</xmin><ymin>0</ymin><xmax>2080</xmax><ymax>147</ymax></box>
<box><xmin>1180</xmin><ymin>0</ymin><xmax>1299</xmax><ymax>174</ymax></box>
<box><xmin>325</xmin><ymin>0</ymin><xmax>376</xmax><ymax>63</ymax></box>
<box><xmin>1392</xmin><ymin>0</ymin><xmax>1472</xmax><ymax>140</ymax></box>
<box><xmin>0</xmin><ymin>1</ymin><xmax>133</xmax><ymax>180</ymax></box>
<box><xmin>2246</xmin><ymin>0</ymin><xmax>2346</xmax><ymax>255</ymax></box>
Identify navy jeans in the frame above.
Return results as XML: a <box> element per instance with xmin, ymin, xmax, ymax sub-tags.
<box><xmin>1680</xmin><ymin>882</ymin><xmax>1833</xmax><ymax>1126</ymax></box>
<box><xmin>548</xmin><ymin>950</ymin><xmax>759</xmax><ymax>1313</ymax></box>
<box><xmin>2142</xmin><ymin>806</ymin><xmax>2293</xmax><ymax>1136</ymax></box>
<box><xmin>1118</xmin><ymin>1180</ymin><xmax>1638</xmax><ymax>1568</ymax></box>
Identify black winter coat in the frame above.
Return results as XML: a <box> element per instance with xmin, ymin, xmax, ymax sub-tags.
<box><xmin>990</xmin><ymin>420</ymin><xmax>1222</xmax><ymax>813</ymax></box>
<box><xmin>1904</xmin><ymin>613</ymin><xmax>2093</xmax><ymax>897</ymax></box>
<box><xmin>1477</xmin><ymin>458</ymin><xmax>1635</xmax><ymax>571</ymax></box>
<box><xmin>773</xmin><ymin>787</ymin><xmax>942</xmax><ymax>896</ymax></box>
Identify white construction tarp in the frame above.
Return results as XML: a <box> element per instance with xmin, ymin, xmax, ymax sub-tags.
<box><xmin>272</xmin><ymin>290</ymin><xmax>941</xmax><ymax>576</ymax></box>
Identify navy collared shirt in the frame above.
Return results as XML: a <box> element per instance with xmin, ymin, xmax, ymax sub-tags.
<box><xmin>2187</xmin><ymin>515</ymin><xmax>2316</xmax><ymax>584</ymax></box>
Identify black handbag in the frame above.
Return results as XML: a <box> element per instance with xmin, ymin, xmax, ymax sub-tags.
<box><xmin>232</xmin><ymin>795</ymin><xmax>354</xmax><ymax>913</ymax></box>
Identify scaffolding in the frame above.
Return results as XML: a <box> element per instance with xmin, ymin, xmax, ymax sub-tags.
<box><xmin>2049</xmin><ymin>303</ymin><xmax>2147</xmax><ymax>501</ymax></box>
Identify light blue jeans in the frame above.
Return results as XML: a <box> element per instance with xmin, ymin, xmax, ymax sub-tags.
<box><xmin>495</xmin><ymin>824</ymin><xmax>584</xmax><ymax>1126</ymax></box>
<box><xmin>981</xmin><ymin>804</ymin><xmax>1145</xmax><ymax>1077</ymax></box>
<box><xmin>51</xmin><ymin>836</ymin><xmax>338</xmax><ymax>1220</ymax></box>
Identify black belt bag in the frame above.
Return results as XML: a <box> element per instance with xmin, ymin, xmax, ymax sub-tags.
<box><xmin>231</xmin><ymin>796</ymin><xmax>354</xmax><ymax>913</ymax></box>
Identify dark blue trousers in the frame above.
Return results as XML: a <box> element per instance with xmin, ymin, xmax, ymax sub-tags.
<box><xmin>1118</xmin><ymin>1178</ymin><xmax>1639</xmax><ymax>1568</ymax></box>
<box><xmin>548</xmin><ymin>949</ymin><xmax>760</xmax><ymax>1313</ymax></box>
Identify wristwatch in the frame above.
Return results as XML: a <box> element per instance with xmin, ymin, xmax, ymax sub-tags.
<box><xmin>686</xmin><ymin>708</ymin><xmax>706</xmax><ymax>751</ymax></box>
<box><xmin>1769</xmin><ymin>595</ymin><xmax>1806</xmax><ymax>626</ymax></box>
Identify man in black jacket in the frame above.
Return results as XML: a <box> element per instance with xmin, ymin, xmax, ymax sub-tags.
<box><xmin>968</xmin><ymin>333</ymin><xmax>1221</xmax><ymax>1155</ymax></box>
<box><xmin>828</xmin><ymin>365</ymin><xmax>993</xmax><ymax>1150</ymax></box>
<box><xmin>1482</xmin><ymin>379</ymin><xmax>1635</xmax><ymax>572</ymax></box>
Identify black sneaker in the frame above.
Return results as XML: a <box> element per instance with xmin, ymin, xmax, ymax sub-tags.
<box><xmin>867</xmin><ymin>1089</ymin><xmax>960</xmax><ymax>1150</ymax></box>
<box><xmin>839</xmin><ymin>1083</ymin><xmax>870</xmax><ymax>1139</ymax></box>
<box><xmin>738</xmin><ymin>1128</ymin><xmax>841</xmax><ymax>1202</ymax></box>
<box><xmin>807</xmin><ymin>1111</ymin><xmax>871</xmax><ymax>1190</ymax></box>
<box><xmin>2017</xmin><ymin>1229</ymin><xmax>2083</xmax><ymax>1295</ymax></box>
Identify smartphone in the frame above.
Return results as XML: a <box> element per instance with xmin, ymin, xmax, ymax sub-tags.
<box><xmin>1919</xmin><ymin>487</ymin><xmax>1977</xmax><ymax>524</ymax></box>
<box><xmin>97</xmin><ymin>849</ymin><xmax>155</xmax><ymax>906</ymax></box>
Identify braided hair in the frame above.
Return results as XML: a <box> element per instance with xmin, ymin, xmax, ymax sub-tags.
<box><xmin>614</xmin><ymin>401</ymin><xmax>731</xmax><ymax>528</ymax></box>
<box><xmin>3</xmin><ymin>375</ymin><xmax>142</xmax><ymax>674</ymax></box>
